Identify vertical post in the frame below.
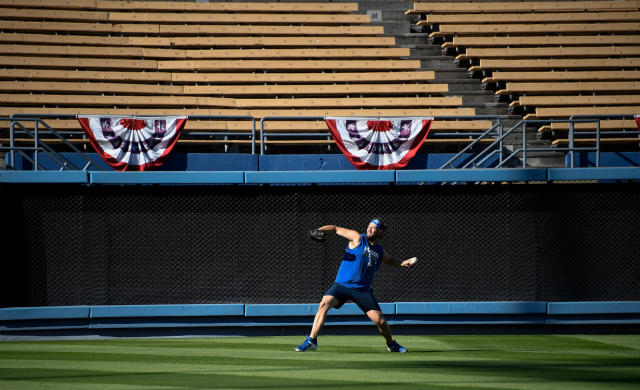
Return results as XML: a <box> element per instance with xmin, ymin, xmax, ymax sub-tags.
<box><xmin>596</xmin><ymin>119</ymin><xmax>600</xmax><ymax>168</ymax></box>
<box><xmin>522</xmin><ymin>121</ymin><xmax>527</xmax><ymax>168</ymax></box>
<box><xmin>34</xmin><ymin>119</ymin><xmax>39</xmax><ymax>171</ymax></box>
<box><xmin>569</xmin><ymin>119</ymin><xmax>575</xmax><ymax>168</ymax></box>
<box><xmin>9</xmin><ymin>120</ymin><xmax>15</xmax><ymax>169</ymax></box>
<box><xmin>251</xmin><ymin>118</ymin><xmax>256</xmax><ymax>155</ymax></box>
<box><xmin>498</xmin><ymin>117</ymin><xmax>503</xmax><ymax>166</ymax></box>
<box><xmin>260</xmin><ymin>117</ymin><xmax>266</xmax><ymax>155</ymax></box>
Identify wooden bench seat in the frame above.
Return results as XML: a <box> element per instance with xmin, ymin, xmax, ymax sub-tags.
<box><xmin>430</xmin><ymin>23</ymin><xmax>640</xmax><ymax>37</ymax></box>
<box><xmin>483</xmin><ymin>71</ymin><xmax>640</xmax><ymax>84</ymax></box>
<box><xmin>171</xmin><ymin>71</ymin><xmax>435</xmax><ymax>84</ymax></box>
<box><xmin>424</xmin><ymin>11</ymin><xmax>640</xmax><ymax>24</ymax></box>
<box><xmin>0</xmin><ymin>106</ymin><xmax>476</xmax><ymax>119</ymax></box>
<box><xmin>538</xmin><ymin>120</ymin><xmax>638</xmax><ymax>133</ymax></box>
<box><xmin>0</xmin><ymin>56</ymin><xmax>157</xmax><ymax>70</ymax></box>
<box><xmin>514</xmin><ymin>95</ymin><xmax>640</xmax><ymax>107</ymax></box>
<box><xmin>2</xmin><ymin>45</ymin><xmax>410</xmax><ymax>60</ymax></box>
<box><xmin>443</xmin><ymin>35</ymin><xmax>640</xmax><ymax>50</ymax></box>
<box><xmin>0</xmin><ymin>70</ymin><xmax>434</xmax><ymax>84</ymax></box>
<box><xmin>0</xmin><ymin>81</ymin><xmax>448</xmax><ymax>96</ymax></box>
<box><xmin>157</xmin><ymin>59</ymin><xmax>420</xmax><ymax>71</ymax></box>
<box><xmin>0</xmin><ymin>69</ymin><xmax>172</xmax><ymax>82</ymax></box>
<box><xmin>527</xmin><ymin>106</ymin><xmax>640</xmax><ymax>119</ymax></box>
<box><xmin>470</xmin><ymin>58</ymin><xmax>640</xmax><ymax>72</ymax></box>
<box><xmin>0</xmin><ymin>0</ymin><xmax>359</xmax><ymax>13</ymax></box>
<box><xmin>0</xmin><ymin>94</ymin><xmax>460</xmax><ymax>109</ymax></box>
<box><xmin>93</xmin><ymin>1</ymin><xmax>359</xmax><ymax>13</ymax></box>
<box><xmin>406</xmin><ymin>1</ymin><xmax>640</xmax><ymax>14</ymax></box>
<box><xmin>0</xmin><ymin>33</ymin><xmax>395</xmax><ymax>48</ymax></box>
<box><xmin>498</xmin><ymin>81</ymin><xmax>640</xmax><ymax>94</ymax></box>
<box><xmin>457</xmin><ymin>46</ymin><xmax>640</xmax><ymax>60</ymax></box>
<box><xmin>552</xmin><ymin>137</ymin><xmax>640</xmax><ymax>146</ymax></box>
<box><xmin>0</xmin><ymin>21</ymin><xmax>383</xmax><ymax>36</ymax></box>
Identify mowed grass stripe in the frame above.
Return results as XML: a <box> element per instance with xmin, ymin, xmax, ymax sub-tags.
<box><xmin>1</xmin><ymin>335</ymin><xmax>639</xmax><ymax>389</ymax></box>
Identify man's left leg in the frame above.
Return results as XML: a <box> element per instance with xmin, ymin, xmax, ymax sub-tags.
<box><xmin>366</xmin><ymin>310</ymin><xmax>408</xmax><ymax>353</ymax></box>
<box><xmin>366</xmin><ymin>310</ymin><xmax>393</xmax><ymax>344</ymax></box>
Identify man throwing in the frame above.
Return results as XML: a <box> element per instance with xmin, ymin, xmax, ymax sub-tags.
<box><xmin>295</xmin><ymin>218</ymin><xmax>417</xmax><ymax>353</ymax></box>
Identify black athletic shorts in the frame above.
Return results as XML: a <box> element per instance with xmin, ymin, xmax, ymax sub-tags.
<box><xmin>324</xmin><ymin>282</ymin><xmax>382</xmax><ymax>313</ymax></box>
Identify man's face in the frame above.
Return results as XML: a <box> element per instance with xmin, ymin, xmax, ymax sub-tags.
<box><xmin>366</xmin><ymin>223</ymin><xmax>384</xmax><ymax>242</ymax></box>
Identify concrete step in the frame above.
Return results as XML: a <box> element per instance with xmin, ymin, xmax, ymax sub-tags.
<box><xmin>407</xmin><ymin>46</ymin><xmax>444</xmax><ymax>57</ymax></box>
<box><xmin>370</xmin><ymin>21</ymin><xmax>410</xmax><ymax>35</ymax></box>
<box><xmin>393</xmin><ymin>33</ymin><xmax>430</xmax><ymax>46</ymax></box>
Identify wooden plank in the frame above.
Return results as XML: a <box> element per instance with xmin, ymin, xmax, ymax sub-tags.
<box><xmin>0</xmin><ymin>94</ymin><xmax>236</xmax><ymax>107</ymax></box>
<box><xmin>483</xmin><ymin>70</ymin><xmax>640</xmax><ymax>83</ymax></box>
<box><xmin>434</xmin><ymin>23</ymin><xmax>640</xmax><ymax>36</ymax></box>
<box><xmin>158</xmin><ymin>59</ymin><xmax>420</xmax><ymax>71</ymax></box>
<box><xmin>552</xmin><ymin>137</ymin><xmax>640</xmax><ymax>145</ymax></box>
<box><xmin>408</xmin><ymin>1</ymin><xmax>640</xmax><ymax>14</ymax></box>
<box><xmin>106</xmin><ymin>12</ymin><xmax>369</xmax><ymax>24</ymax></box>
<box><xmin>249</xmin><ymin>108</ymin><xmax>475</xmax><ymax>118</ymax></box>
<box><xmin>95</xmin><ymin>1</ymin><xmax>359</xmax><ymax>13</ymax></box>
<box><xmin>164</xmin><ymin>36</ymin><xmax>395</xmax><ymax>48</ymax></box>
<box><xmin>503</xmin><ymin>81</ymin><xmax>640</xmax><ymax>93</ymax></box>
<box><xmin>458</xmin><ymin>46</ymin><xmax>640</xmax><ymax>60</ymax></box>
<box><xmin>0</xmin><ymin>8</ymin><xmax>108</xmax><ymax>21</ymax></box>
<box><xmin>171</xmin><ymin>71</ymin><xmax>435</xmax><ymax>83</ymax></box>
<box><xmin>1</xmin><ymin>44</ymin><xmax>144</xmax><ymax>58</ymax></box>
<box><xmin>0</xmin><ymin>56</ymin><xmax>157</xmax><ymax>69</ymax></box>
<box><xmin>0</xmin><ymin>0</ymin><xmax>96</xmax><ymax>9</ymax></box>
<box><xmin>0</xmin><ymin>81</ymin><xmax>183</xmax><ymax>94</ymax></box>
<box><xmin>425</xmin><ymin>11</ymin><xmax>640</xmax><ymax>24</ymax></box>
<box><xmin>182</xmin><ymin>83</ymin><xmax>448</xmax><ymax>95</ymax></box>
<box><xmin>0</xmin><ymin>32</ymin><xmax>132</xmax><ymax>46</ymax></box>
<box><xmin>0</xmin><ymin>106</ymin><xmax>250</xmax><ymax>116</ymax></box>
<box><xmin>542</xmin><ymin>120</ymin><xmax>638</xmax><ymax>131</ymax></box>
<box><xmin>0</xmin><ymin>69</ymin><xmax>172</xmax><ymax>82</ymax></box>
<box><xmin>0</xmin><ymin>21</ymin><xmax>159</xmax><ymax>34</ymax></box>
<box><xmin>158</xmin><ymin>25</ymin><xmax>383</xmax><ymax>36</ymax></box>
<box><xmin>1</xmin><ymin>45</ymin><xmax>409</xmax><ymax>59</ymax></box>
<box><xmin>471</xmin><ymin>58</ymin><xmax>640</xmax><ymax>71</ymax></box>
<box><xmin>518</xmin><ymin>95</ymin><xmax>640</xmax><ymax>106</ymax></box>
<box><xmin>534</xmin><ymin>106</ymin><xmax>640</xmax><ymax>117</ymax></box>
<box><xmin>450</xmin><ymin>35</ymin><xmax>640</xmax><ymax>48</ymax></box>
<box><xmin>235</xmin><ymin>97</ymin><xmax>463</xmax><ymax>108</ymax></box>
<box><xmin>145</xmin><ymin>48</ymin><xmax>410</xmax><ymax>59</ymax></box>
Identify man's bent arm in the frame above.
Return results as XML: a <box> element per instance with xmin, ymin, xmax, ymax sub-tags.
<box><xmin>317</xmin><ymin>225</ymin><xmax>361</xmax><ymax>247</ymax></box>
<box><xmin>383</xmin><ymin>251</ymin><xmax>417</xmax><ymax>268</ymax></box>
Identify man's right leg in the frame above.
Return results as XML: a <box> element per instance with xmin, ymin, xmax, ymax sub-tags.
<box><xmin>296</xmin><ymin>295</ymin><xmax>338</xmax><ymax>352</ymax></box>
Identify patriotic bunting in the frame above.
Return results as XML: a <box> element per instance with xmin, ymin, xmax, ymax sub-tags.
<box><xmin>325</xmin><ymin>117</ymin><xmax>433</xmax><ymax>170</ymax></box>
<box><xmin>78</xmin><ymin>116</ymin><xmax>187</xmax><ymax>171</ymax></box>
<box><xmin>635</xmin><ymin>115</ymin><xmax>640</xmax><ymax>132</ymax></box>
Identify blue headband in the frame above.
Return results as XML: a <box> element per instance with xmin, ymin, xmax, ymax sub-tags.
<box><xmin>370</xmin><ymin>219</ymin><xmax>385</xmax><ymax>230</ymax></box>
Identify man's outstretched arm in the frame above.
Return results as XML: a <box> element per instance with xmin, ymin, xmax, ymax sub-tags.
<box><xmin>382</xmin><ymin>251</ymin><xmax>417</xmax><ymax>268</ymax></box>
<box><xmin>316</xmin><ymin>225</ymin><xmax>361</xmax><ymax>247</ymax></box>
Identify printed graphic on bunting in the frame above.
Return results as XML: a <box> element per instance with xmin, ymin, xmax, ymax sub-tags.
<box><xmin>325</xmin><ymin>117</ymin><xmax>433</xmax><ymax>169</ymax></box>
<box><xmin>78</xmin><ymin>116</ymin><xmax>187</xmax><ymax>171</ymax></box>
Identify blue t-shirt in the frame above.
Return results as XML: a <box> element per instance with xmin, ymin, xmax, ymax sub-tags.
<box><xmin>335</xmin><ymin>234</ymin><xmax>384</xmax><ymax>290</ymax></box>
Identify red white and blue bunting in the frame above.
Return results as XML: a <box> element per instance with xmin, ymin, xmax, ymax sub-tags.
<box><xmin>325</xmin><ymin>117</ymin><xmax>433</xmax><ymax>170</ymax></box>
<box><xmin>78</xmin><ymin>116</ymin><xmax>187</xmax><ymax>171</ymax></box>
<box><xmin>635</xmin><ymin>115</ymin><xmax>640</xmax><ymax>132</ymax></box>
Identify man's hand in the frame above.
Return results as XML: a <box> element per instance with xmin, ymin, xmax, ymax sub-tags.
<box><xmin>308</xmin><ymin>228</ymin><xmax>327</xmax><ymax>242</ymax></box>
<box><xmin>401</xmin><ymin>257</ymin><xmax>418</xmax><ymax>268</ymax></box>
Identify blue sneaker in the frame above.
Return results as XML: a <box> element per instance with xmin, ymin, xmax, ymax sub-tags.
<box><xmin>295</xmin><ymin>337</ymin><xmax>317</xmax><ymax>352</ymax></box>
<box><xmin>387</xmin><ymin>340</ymin><xmax>408</xmax><ymax>353</ymax></box>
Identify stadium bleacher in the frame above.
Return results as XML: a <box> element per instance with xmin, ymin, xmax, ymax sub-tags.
<box><xmin>0</xmin><ymin>0</ymin><xmax>490</xmax><ymax>155</ymax></box>
<box><xmin>409</xmin><ymin>0</ymin><xmax>640</xmax><ymax>151</ymax></box>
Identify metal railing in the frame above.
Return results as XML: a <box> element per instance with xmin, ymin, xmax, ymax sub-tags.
<box><xmin>1</xmin><ymin>114</ymin><xmax>255</xmax><ymax>170</ymax></box>
<box><xmin>1</xmin><ymin>113</ymin><xmax>638</xmax><ymax>170</ymax></box>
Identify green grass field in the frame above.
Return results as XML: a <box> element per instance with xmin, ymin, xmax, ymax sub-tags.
<box><xmin>1</xmin><ymin>335</ymin><xmax>639</xmax><ymax>389</ymax></box>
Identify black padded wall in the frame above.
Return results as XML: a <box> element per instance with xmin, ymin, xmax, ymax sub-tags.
<box><xmin>2</xmin><ymin>183</ymin><xmax>639</xmax><ymax>307</ymax></box>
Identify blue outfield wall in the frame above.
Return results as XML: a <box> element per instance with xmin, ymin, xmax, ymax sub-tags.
<box><xmin>3</xmin><ymin>167</ymin><xmax>640</xmax><ymax>185</ymax></box>
<box><xmin>1</xmin><ymin>302</ymin><xmax>639</xmax><ymax>333</ymax></box>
